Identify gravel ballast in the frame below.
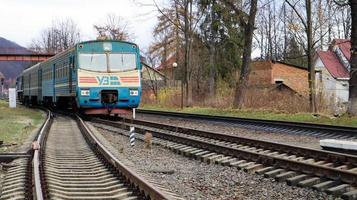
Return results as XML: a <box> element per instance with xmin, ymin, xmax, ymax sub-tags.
<box><xmin>136</xmin><ymin>114</ymin><xmax>323</xmax><ymax>149</ymax></box>
<box><xmin>92</xmin><ymin>124</ymin><xmax>335</xmax><ymax>200</ymax></box>
<box><xmin>0</xmin><ymin>169</ymin><xmax>4</xmax><ymax>194</ymax></box>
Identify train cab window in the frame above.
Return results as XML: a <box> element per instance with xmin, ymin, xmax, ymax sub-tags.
<box><xmin>79</xmin><ymin>53</ymin><xmax>107</xmax><ymax>72</ymax></box>
<box><xmin>109</xmin><ymin>53</ymin><xmax>136</xmax><ymax>71</ymax></box>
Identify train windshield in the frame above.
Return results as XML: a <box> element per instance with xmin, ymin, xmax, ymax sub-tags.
<box><xmin>79</xmin><ymin>53</ymin><xmax>137</xmax><ymax>72</ymax></box>
<box><xmin>79</xmin><ymin>54</ymin><xmax>107</xmax><ymax>72</ymax></box>
<box><xmin>109</xmin><ymin>53</ymin><xmax>136</xmax><ymax>71</ymax></box>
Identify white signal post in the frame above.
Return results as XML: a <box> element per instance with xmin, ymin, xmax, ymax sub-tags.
<box><xmin>8</xmin><ymin>88</ymin><xmax>16</xmax><ymax>108</ymax></box>
<box><xmin>129</xmin><ymin>108</ymin><xmax>136</xmax><ymax>146</ymax></box>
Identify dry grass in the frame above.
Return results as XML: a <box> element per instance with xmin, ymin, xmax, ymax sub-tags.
<box><xmin>242</xmin><ymin>87</ymin><xmax>309</xmax><ymax>113</ymax></box>
<box><xmin>0</xmin><ymin>100</ymin><xmax>43</xmax><ymax>152</ymax></box>
<box><xmin>142</xmin><ymin>84</ymin><xmax>309</xmax><ymax>114</ymax></box>
<box><xmin>140</xmin><ymin>84</ymin><xmax>357</xmax><ymax>127</ymax></box>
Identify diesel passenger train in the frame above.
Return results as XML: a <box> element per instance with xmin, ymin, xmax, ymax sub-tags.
<box><xmin>16</xmin><ymin>40</ymin><xmax>142</xmax><ymax>115</ymax></box>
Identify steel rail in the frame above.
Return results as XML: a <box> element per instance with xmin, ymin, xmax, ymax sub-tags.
<box><xmin>32</xmin><ymin>110</ymin><xmax>52</xmax><ymax>200</ymax></box>
<box><xmin>77</xmin><ymin>115</ymin><xmax>170</xmax><ymax>200</ymax></box>
<box><xmin>94</xmin><ymin>118</ymin><xmax>357</xmax><ymax>186</ymax></box>
<box><xmin>116</xmin><ymin>117</ymin><xmax>357</xmax><ymax>165</ymax></box>
<box><xmin>137</xmin><ymin>109</ymin><xmax>357</xmax><ymax>137</ymax></box>
<box><xmin>0</xmin><ymin>107</ymin><xmax>52</xmax><ymax>199</ymax></box>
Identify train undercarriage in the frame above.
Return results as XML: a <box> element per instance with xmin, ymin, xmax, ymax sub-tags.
<box><xmin>19</xmin><ymin>93</ymin><xmax>133</xmax><ymax>116</ymax></box>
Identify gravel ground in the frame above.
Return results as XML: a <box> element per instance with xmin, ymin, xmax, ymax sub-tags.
<box><xmin>136</xmin><ymin>114</ymin><xmax>323</xmax><ymax>149</ymax></box>
<box><xmin>0</xmin><ymin>169</ymin><xmax>4</xmax><ymax>194</ymax></box>
<box><xmin>93</xmin><ymin>124</ymin><xmax>336</xmax><ymax>200</ymax></box>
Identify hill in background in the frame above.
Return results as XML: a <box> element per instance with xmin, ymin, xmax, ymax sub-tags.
<box><xmin>0</xmin><ymin>37</ymin><xmax>35</xmax><ymax>87</ymax></box>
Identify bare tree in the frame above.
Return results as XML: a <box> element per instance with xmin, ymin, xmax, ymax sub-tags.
<box><xmin>285</xmin><ymin>0</ymin><xmax>317</xmax><ymax>112</ymax></box>
<box><xmin>334</xmin><ymin>0</ymin><xmax>357</xmax><ymax>115</ymax></box>
<box><xmin>143</xmin><ymin>52</ymin><xmax>162</xmax><ymax>101</ymax></box>
<box><xmin>94</xmin><ymin>14</ymin><xmax>131</xmax><ymax>41</ymax></box>
<box><xmin>222</xmin><ymin>0</ymin><xmax>258</xmax><ymax>109</ymax></box>
<box><xmin>348</xmin><ymin>0</ymin><xmax>357</xmax><ymax>115</ymax></box>
<box><xmin>150</xmin><ymin>10</ymin><xmax>180</xmax><ymax>73</ymax></box>
<box><xmin>30</xmin><ymin>19</ymin><xmax>81</xmax><ymax>54</ymax></box>
<box><xmin>199</xmin><ymin>0</ymin><xmax>220</xmax><ymax>99</ymax></box>
<box><xmin>153</xmin><ymin>0</ymin><xmax>202</xmax><ymax>107</ymax></box>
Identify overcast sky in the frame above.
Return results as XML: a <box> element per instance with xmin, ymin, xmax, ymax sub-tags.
<box><xmin>0</xmin><ymin>0</ymin><xmax>161</xmax><ymax>52</ymax></box>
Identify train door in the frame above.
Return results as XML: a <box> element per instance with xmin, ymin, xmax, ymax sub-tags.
<box><xmin>29</xmin><ymin>73</ymin><xmax>31</xmax><ymax>97</ymax></box>
<box><xmin>53</xmin><ymin>64</ymin><xmax>56</xmax><ymax>103</ymax></box>
<box><xmin>69</xmin><ymin>57</ymin><xmax>73</xmax><ymax>94</ymax></box>
<box><xmin>38</xmin><ymin>69</ymin><xmax>42</xmax><ymax>103</ymax></box>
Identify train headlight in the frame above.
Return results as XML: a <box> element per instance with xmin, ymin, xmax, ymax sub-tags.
<box><xmin>81</xmin><ymin>89</ymin><xmax>90</xmax><ymax>96</ymax></box>
<box><xmin>129</xmin><ymin>90</ymin><xmax>138</xmax><ymax>96</ymax></box>
<box><xmin>103</xmin><ymin>43</ymin><xmax>112</xmax><ymax>51</ymax></box>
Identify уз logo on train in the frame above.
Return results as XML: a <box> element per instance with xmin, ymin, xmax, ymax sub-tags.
<box><xmin>80</xmin><ymin>75</ymin><xmax>138</xmax><ymax>85</ymax></box>
<box><xmin>96</xmin><ymin>76</ymin><xmax>120</xmax><ymax>85</ymax></box>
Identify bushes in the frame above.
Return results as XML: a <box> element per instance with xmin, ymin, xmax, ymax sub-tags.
<box><xmin>142</xmin><ymin>87</ymin><xmax>181</xmax><ymax>107</ymax></box>
<box><xmin>142</xmin><ymin>81</ymin><xmax>311</xmax><ymax>113</ymax></box>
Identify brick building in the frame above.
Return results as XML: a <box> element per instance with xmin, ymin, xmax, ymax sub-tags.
<box><xmin>248</xmin><ymin>60</ymin><xmax>309</xmax><ymax>96</ymax></box>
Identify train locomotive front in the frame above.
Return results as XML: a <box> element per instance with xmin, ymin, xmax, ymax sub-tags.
<box><xmin>76</xmin><ymin>41</ymin><xmax>141</xmax><ymax>115</ymax></box>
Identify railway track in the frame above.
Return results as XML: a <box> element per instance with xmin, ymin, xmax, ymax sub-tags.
<box><xmin>44</xmin><ymin>115</ymin><xmax>141</xmax><ymax>199</ymax></box>
<box><xmin>137</xmin><ymin>109</ymin><xmax>357</xmax><ymax>139</ymax></box>
<box><xmin>1</xmin><ymin>111</ymin><xmax>174</xmax><ymax>200</ymax></box>
<box><xmin>92</xmin><ymin>117</ymin><xmax>357</xmax><ymax>199</ymax></box>
<box><xmin>0</xmin><ymin>153</ymin><xmax>31</xmax><ymax>163</ymax></box>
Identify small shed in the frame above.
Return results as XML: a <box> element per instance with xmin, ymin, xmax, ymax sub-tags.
<box><xmin>248</xmin><ymin>60</ymin><xmax>309</xmax><ymax>97</ymax></box>
<box><xmin>141</xmin><ymin>62</ymin><xmax>166</xmax><ymax>93</ymax></box>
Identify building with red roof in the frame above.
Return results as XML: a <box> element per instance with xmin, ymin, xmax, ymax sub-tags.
<box><xmin>156</xmin><ymin>55</ymin><xmax>180</xmax><ymax>80</ymax></box>
<box><xmin>314</xmin><ymin>39</ymin><xmax>351</xmax><ymax>113</ymax></box>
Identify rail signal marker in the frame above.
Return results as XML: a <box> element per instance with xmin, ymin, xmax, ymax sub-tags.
<box><xmin>129</xmin><ymin>126</ymin><xmax>135</xmax><ymax>146</ymax></box>
<box><xmin>129</xmin><ymin>108</ymin><xmax>136</xmax><ymax>147</ymax></box>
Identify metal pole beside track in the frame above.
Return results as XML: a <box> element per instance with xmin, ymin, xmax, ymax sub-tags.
<box><xmin>129</xmin><ymin>108</ymin><xmax>136</xmax><ymax>146</ymax></box>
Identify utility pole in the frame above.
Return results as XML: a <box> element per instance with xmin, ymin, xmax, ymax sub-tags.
<box><xmin>172</xmin><ymin>62</ymin><xmax>183</xmax><ymax>109</ymax></box>
<box><xmin>306</xmin><ymin>0</ymin><xmax>316</xmax><ymax>113</ymax></box>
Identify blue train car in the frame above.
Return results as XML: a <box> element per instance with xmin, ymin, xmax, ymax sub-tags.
<box><xmin>17</xmin><ymin>40</ymin><xmax>142</xmax><ymax>115</ymax></box>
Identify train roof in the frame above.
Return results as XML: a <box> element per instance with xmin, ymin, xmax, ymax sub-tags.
<box><xmin>78</xmin><ymin>40</ymin><xmax>139</xmax><ymax>47</ymax></box>
<box><xmin>22</xmin><ymin>62</ymin><xmax>41</xmax><ymax>74</ymax></box>
<box><xmin>41</xmin><ymin>40</ymin><xmax>138</xmax><ymax>64</ymax></box>
<box><xmin>18</xmin><ymin>40</ymin><xmax>140</xmax><ymax>77</ymax></box>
